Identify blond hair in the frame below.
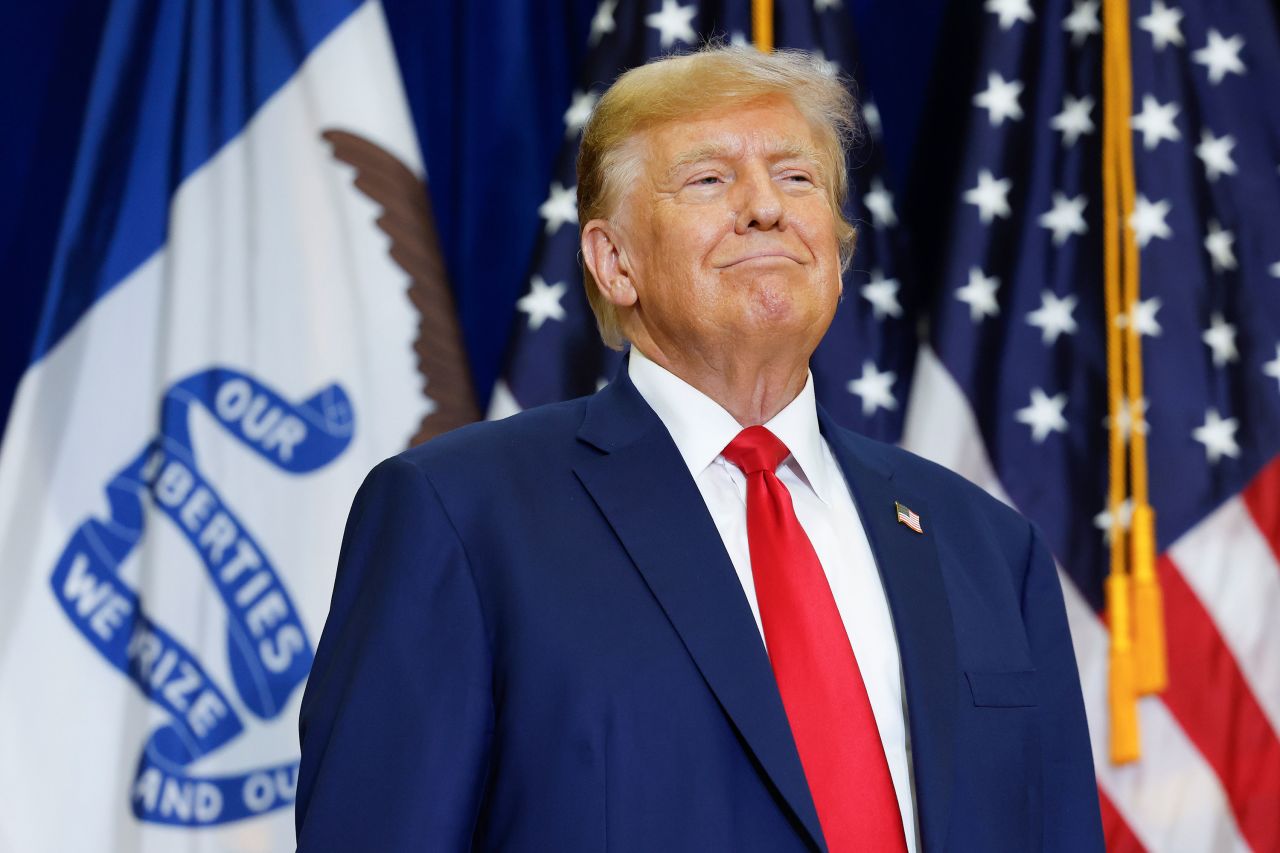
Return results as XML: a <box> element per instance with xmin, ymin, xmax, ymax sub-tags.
<box><xmin>577</xmin><ymin>45</ymin><xmax>860</xmax><ymax>349</ymax></box>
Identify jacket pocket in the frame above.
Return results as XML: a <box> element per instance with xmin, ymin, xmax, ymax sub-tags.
<box><xmin>965</xmin><ymin>669</ymin><xmax>1037</xmax><ymax>707</ymax></box>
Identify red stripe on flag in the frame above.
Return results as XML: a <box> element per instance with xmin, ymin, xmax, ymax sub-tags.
<box><xmin>1098</xmin><ymin>784</ymin><xmax>1146</xmax><ymax>853</ymax></box>
<box><xmin>1159</xmin><ymin>553</ymin><xmax>1280</xmax><ymax>853</ymax></box>
<box><xmin>1242</xmin><ymin>454</ymin><xmax>1280</xmax><ymax>565</ymax></box>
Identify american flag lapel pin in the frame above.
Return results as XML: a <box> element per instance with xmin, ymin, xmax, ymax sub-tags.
<box><xmin>895</xmin><ymin>501</ymin><xmax>923</xmax><ymax>534</ymax></box>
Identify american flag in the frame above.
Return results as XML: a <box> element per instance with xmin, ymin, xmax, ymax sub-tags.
<box><xmin>906</xmin><ymin>0</ymin><xmax>1280</xmax><ymax>849</ymax></box>
<box><xmin>492</xmin><ymin>0</ymin><xmax>1280</xmax><ymax>850</ymax></box>
<box><xmin>896</xmin><ymin>501</ymin><xmax>924</xmax><ymax>534</ymax></box>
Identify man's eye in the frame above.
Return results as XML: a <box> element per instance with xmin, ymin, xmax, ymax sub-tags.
<box><xmin>783</xmin><ymin>173</ymin><xmax>814</xmax><ymax>184</ymax></box>
<box><xmin>690</xmin><ymin>175</ymin><xmax>723</xmax><ymax>186</ymax></box>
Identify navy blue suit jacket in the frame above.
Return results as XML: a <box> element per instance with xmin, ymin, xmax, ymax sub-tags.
<box><xmin>296</xmin><ymin>368</ymin><xmax>1104</xmax><ymax>852</ymax></box>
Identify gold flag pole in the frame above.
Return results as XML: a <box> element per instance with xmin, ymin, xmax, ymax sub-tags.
<box><xmin>752</xmin><ymin>0</ymin><xmax>773</xmax><ymax>52</ymax></box>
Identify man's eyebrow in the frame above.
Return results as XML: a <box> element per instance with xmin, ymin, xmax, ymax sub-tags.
<box><xmin>665</xmin><ymin>143</ymin><xmax>734</xmax><ymax>179</ymax></box>
<box><xmin>769</xmin><ymin>142</ymin><xmax>824</xmax><ymax>166</ymax></box>
<box><xmin>664</xmin><ymin>141</ymin><xmax>824</xmax><ymax>180</ymax></box>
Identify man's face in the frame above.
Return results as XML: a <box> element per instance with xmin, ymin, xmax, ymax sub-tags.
<box><xmin>611</xmin><ymin>95</ymin><xmax>842</xmax><ymax>362</ymax></box>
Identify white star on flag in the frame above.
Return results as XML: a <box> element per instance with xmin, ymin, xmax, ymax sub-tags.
<box><xmin>1138</xmin><ymin>0</ymin><xmax>1184</xmax><ymax>51</ymax></box>
<box><xmin>589</xmin><ymin>0</ymin><xmax>618</xmax><ymax>45</ymax></box>
<box><xmin>1027</xmin><ymin>291</ymin><xmax>1079</xmax><ymax>344</ymax></box>
<box><xmin>1038</xmin><ymin>192</ymin><xmax>1088</xmax><ymax>246</ymax></box>
<box><xmin>516</xmin><ymin>276</ymin><xmax>568</xmax><ymax>330</ymax></box>
<box><xmin>1204</xmin><ymin>220</ymin><xmax>1238</xmax><ymax>272</ymax></box>
<box><xmin>1051</xmin><ymin>94</ymin><xmax>1095</xmax><ymax>146</ymax></box>
<box><xmin>1093</xmin><ymin>497</ymin><xmax>1133</xmax><ymax>543</ymax></box>
<box><xmin>956</xmin><ymin>267</ymin><xmax>1001</xmax><ymax>322</ymax></box>
<box><xmin>847</xmin><ymin>361</ymin><xmax>898</xmax><ymax>416</ymax></box>
<box><xmin>1193</xmin><ymin>29</ymin><xmax>1247</xmax><ymax>85</ymax></box>
<box><xmin>1263</xmin><ymin>344</ymin><xmax>1280</xmax><ymax>390</ymax></box>
<box><xmin>1131</xmin><ymin>94</ymin><xmax>1181</xmax><ymax>150</ymax></box>
<box><xmin>1063</xmin><ymin>1</ymin><xmax>1100</xmax><ymax>46</ymax></box>
<box><xmin>862</xmin><ymin>176</ymin><xmax>897</xmax><ymax>228</ymax></box>
<box><xmin>1121</xmin><ymin>296</ymin><xmax>1164</xmax><ymax>338</ymax></box>
<box><xmin>814</xmin><ymin>0</ymin><xmax>842</xmax><ymax>11</ymax></box>
<box><xmin>729</xmin><ymin>31</ymin><xmax>749</xmax><ymax>47</ymax></box>
<box><xmin>1271</xmin><ymin>261</ymin><xmax>1280</xmax><ymax>278</ymax></box>
<box><xmin>1129</xmin><ymin>194</ymin><xmax>1172</xmax><ymax>247</ymax></box>
<box><xmin>862</xmin><ymin>100</ymin><xmax>882</xmax><ymax>138</ymax></box>
<box><xmin>964</xmin><ymin>169</ymin><xmax>1013</xmax><ymax>223</ymax></box>
<box><xmin>860</xmin><ymin>270</ymin><xmax>902</xmax><ymax>319</ymax></box>
<box><xmin>813</xmin><ymin>51</ymin><xmax>840</xmax><ymax>77</ymax></box>
<box><xmin>1202</xmin><ymin>313</ymin><xmax>1239</xmax><ymax>366</ymax></box>
<box><xmin>1192</xmin><ymin>408</ymin><xmax>1241</xmax><ymax>464</ymax></box>
<box><xmin>538</xmin><ymin>182</ymin><xmax>578</xmax><ymax>234</ymax></box>
<box><xmin>563</xmin><ymin>90</ymin><xmax>599</xmax><ymax>136</ymax></box>
<box><xmin>985</xmin><ymin>0</ymin><xmax>1034</xmax><ymax>30</ymax></box>
<box><xmin>1016</xmin><ymin>388</ymin><xmax>1069</xmax><ymax>442</ymax></box>
<box><xmin>973</xmin><ymin>72</ymin><xmax>1024</xmax><ymax>126</ymax></box>
<box><xmin>645</xmin><ymin>0</ymin><xmax>697</xmax><ymax>48</ymax></box>
<box><xmin>1104</xmin><ymin>396</ymin><xmax>1149</xmax><ymax>442</ymax></box>
<box><xmin>1195</xmin><ymin>129</ymin><xmax>1238</xmax><ymax>181</ymax></box>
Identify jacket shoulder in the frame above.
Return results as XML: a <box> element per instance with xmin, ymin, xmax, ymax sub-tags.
<box><xmin>393</xmin><ymin>396</ymin><xmax>591</xmax><ymax>481</ymax></box>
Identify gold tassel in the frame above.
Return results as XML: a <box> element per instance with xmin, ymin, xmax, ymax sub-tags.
<box><xmin>1107</xmin><ymin>570</ymin><xmax>1141</xmax><ymax>764</ymax></box>
<box><xmin>1130</xmin><ymin>504</ymin><xmax>1167</xmax><ymax>693</ymax></box>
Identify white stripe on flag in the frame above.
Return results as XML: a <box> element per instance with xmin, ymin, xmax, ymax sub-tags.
<box><xmin>900</xmin><ymin>346</ymin><xmax>1009</xmax><ymax>502</ymax></box>
<box><xmin>1168</xmin><ymin>494</ymin><xmax>1280</xmax><ymax>740</ymax></box>
<box><xmin>486</xmin><ymin>378</ymin><xmax>524</xmax><ymax>420</ymax></box>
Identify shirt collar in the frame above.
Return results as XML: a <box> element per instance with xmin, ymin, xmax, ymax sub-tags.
<box><xmin>627</xmin><ymin>347</ymin><xmax>831</xmax><ymax>504</ymax></box>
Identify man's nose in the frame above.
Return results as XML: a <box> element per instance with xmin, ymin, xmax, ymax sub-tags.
<box><xmin>733</xmin><ymin>166</ymin><xmax>785</xmax><ymax>233</ymax></box>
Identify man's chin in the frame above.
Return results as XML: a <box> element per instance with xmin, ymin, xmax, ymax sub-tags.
<box><xmin>729</xmin><ymin>304</ymin><xmax>833</xmax><ymax>350</ymax></box>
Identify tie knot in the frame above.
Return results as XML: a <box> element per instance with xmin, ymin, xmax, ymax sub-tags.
<box><xmin>721</xmin><ymin>425</ymin><xmax>790</xmax><ymax>475</ymax></box>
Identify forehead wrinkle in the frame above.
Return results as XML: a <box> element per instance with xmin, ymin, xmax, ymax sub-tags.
<box><xmin>661</xmin><ymin>134</ymin><xmax>825</xmax><ymax>183</ymax></box>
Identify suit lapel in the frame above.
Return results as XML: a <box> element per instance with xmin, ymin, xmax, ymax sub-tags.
<box><xmin>819</xmin><ymin>411</ymin><xmax>957</xmax><ymax>852</ymax></box>
<box><xmin>574</xmin><ymin>373</ymin><xmax>828</xmax><ymax>852</ymax></box>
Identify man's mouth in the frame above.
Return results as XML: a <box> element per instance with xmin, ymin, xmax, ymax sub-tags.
<box><xmin>717</xmin><ymin>250</ymin><xmax>803</xmax><ymax>268</ymax></box>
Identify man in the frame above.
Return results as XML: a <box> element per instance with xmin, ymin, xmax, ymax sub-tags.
<box><xmin>296</xmin><ymin>47</ymin><xmax>1104</xmax><ymax>852</ymax></box>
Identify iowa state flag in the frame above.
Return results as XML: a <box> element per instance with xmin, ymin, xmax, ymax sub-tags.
<box><xmin>0</xmin><ymin>1</ymin><xmax>449</xmax><ymax>849</ymax></box>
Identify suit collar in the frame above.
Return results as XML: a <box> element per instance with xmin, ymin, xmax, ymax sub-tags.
<box><xmin>574</xmin><ymin>358</ymin><xmax>653</xmax><ymax>453</ymax></box>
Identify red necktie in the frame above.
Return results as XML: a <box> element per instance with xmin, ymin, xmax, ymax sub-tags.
<box><xmin>721</xmin><ymin>425</ymin><xmax>907</xmax><ymax>852</ymax></box>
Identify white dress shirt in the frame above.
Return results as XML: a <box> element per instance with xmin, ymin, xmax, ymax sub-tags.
<box><xmin>628</xmin><ymin>348</ymin><xmax>919</xmax><ymax>852</ymax></box>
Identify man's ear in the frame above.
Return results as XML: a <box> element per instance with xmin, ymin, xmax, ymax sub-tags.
<box><xmin>581</xmin><ymin>220</ymin><xmax>638</xmax><ymax>308</ymax></box>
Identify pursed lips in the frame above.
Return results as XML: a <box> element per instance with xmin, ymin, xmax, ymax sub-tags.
<box><xmin>716</xmin><ymin>249</ymin><xmax>805</xmax><ymax>268</ymax></box>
